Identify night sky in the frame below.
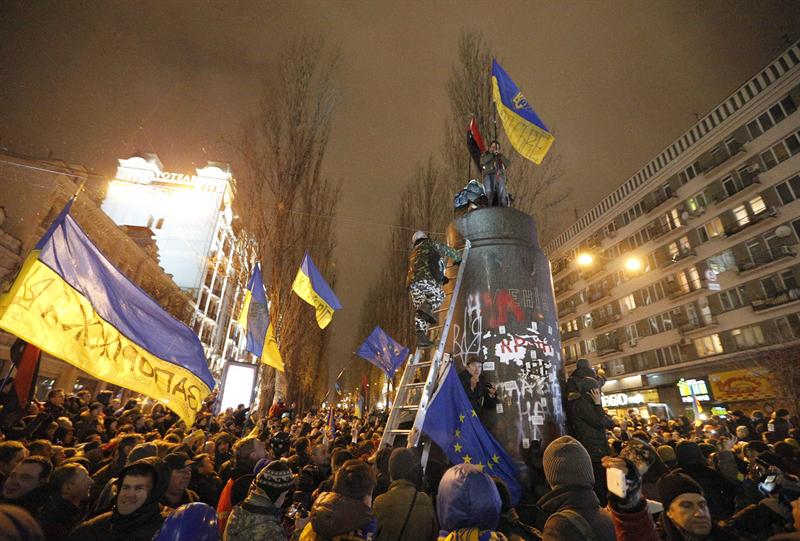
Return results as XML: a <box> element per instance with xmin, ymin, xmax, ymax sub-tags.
<box><xmin>2</xmin><ymin>1</ymin><xmax>800</xmax><ymax>383</ymax></box>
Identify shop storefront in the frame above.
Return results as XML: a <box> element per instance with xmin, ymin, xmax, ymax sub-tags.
<box><xmin>602</xmin><ymin>388</ymin><xmax>663</xmax><ymax>419</ymax></box>
<box><xmin>708</xmin><ymin>368</ymin><xmax>775</xmax><ymax>413</ymax></box>
<box><xmin>677</xmin><ymin>378</ymin><xmax>714</xmax><ymax>420</ymax></box>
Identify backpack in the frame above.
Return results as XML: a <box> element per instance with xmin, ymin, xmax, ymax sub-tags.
<box><xmin>545</xmin><ymin>508</ymin><xmax>596</xmax><ymax>541</ymax></box>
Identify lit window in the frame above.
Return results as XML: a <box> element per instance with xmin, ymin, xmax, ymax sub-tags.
<box><xmin>733</xmin><ymin>205</ymin><xmax>750</xmax><ymax>226</ymax></box>
<box><xmin>694</xmin><ymin>334</ymin><xmax>723</xmax><ymax>357</ymax></box>
<box><xmin>749</xmin><ymin>196</ymin><xmax>766</xmax><ymax>215</ymax></box>
<box><xmin>732</xmin><ymin>326</ymin><xmax>765</xmax><ymax>349</ymax></box>
<box><xmin>621</xmin><ymin>294</ymin><xmax>636</xmax><ymax>312</ymax></box>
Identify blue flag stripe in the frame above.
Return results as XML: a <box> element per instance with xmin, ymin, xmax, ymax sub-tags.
<box><xmin>300</xmin><ymin>253</ymin><xmax>342</xmax><ymax>310</ymax></box>
<box><xmin>37</xmin><ymin>209</ymin><xmax>213</xmax><ymax>390</ymax></box>
<box><xmin>491</xmin><ymin>59</ymin><xmax>549</xmax><ymax>132</ymax></box>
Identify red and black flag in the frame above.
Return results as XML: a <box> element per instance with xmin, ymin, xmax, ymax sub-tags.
<box><xmin>467</xmin><ymin>116</ymin><xmax>487</xmax><ymax>169</ymax></box>
<box><xmin>0</xmin><ymin>338</ymin><xmax>41</xmax><ymax>427</ymax></box>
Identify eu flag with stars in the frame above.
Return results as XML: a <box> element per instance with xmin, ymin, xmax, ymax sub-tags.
<box><xmin>356</xmin><ymin>326</ymin><xmax>409</xmax><ymax>378</ymax></box>
<box><xmin>422</xmin><ymin>362</ymin><xmax>522</xmax><ymax>504</ymax></box>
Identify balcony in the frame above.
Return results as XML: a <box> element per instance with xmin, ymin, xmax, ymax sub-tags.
<box><xmin>552</xmin><ymin>258</ymin><xmax>568</xmax><ymax>276</ymax></box>
<box><xmin>678</xmin><ymin>317</ymin><xmax>719</xmax><ymax>336</ymax></box>
<box><xmin>751</xmin><ymin>288</ymin><xmax>800</xmax><ymax>312</ymax></box>
<box><xmin>704</xmin><ymin>141</ymin><xmax>746</xmax><ymax>174</ymax></box>
<box><xmin>579</xmin><ymin>262</ymin><xmax>606</xmax><ymax>281</ymax></box>
<box><xmin>559</xmin><ymin>303</ymin><xmax>577</xmax><ymax>317</ymax></box>
<box><xmin>658</xmin><ymin>248</ymin><xmax>697</xmax><ymax>269</ymax></box>
<box><xmin>713</xmin><ymin>171</ymin><xmax>761</xmax><ymax>204</ymax></box>
<box><xmin>587</xmin><ymin>287</ymin><xmax>612</xmax><ymax>305</ymax></box>
<box><xmin>737</xmin><ymin>245</ymin><xmax>797</xmax><ymax>275</ymax></box>
<box><xmin>642</xmin><ymin>191</ymin><xmax>679</xmax><ymax>214</ymax></box>
<box><xmin>553</xmin><ymin>281</ymin><xmax>574</xmax><ymax>296</ymax></box>
<box><xmin>667</xmin><ymin>279</ymin><xmax>707</xmax><ymax>300</ymax></box>
<box><xmin>725</xmin><ymin>207</ymin><xmax>778</xmax><ymax>237</ymax></box>
<box><xmin>598</xmin><ymin>341</ymin><xmax>623</xmax><ymax>356</ymax></box>
<box><xmin>592</xmin><ymin>313</ymin><xmax>621</xmax><ymax>330</ymax></box>
<box><xmin>561</xmin><ymin>328</ymin><xmax>582</xmax><ymax>341</ymax></box>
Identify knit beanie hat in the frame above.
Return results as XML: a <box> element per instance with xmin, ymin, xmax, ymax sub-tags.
<box><xmin>254</xmin><ymin>459</ymin><xmax>293</xmax><ymax>500</ymax></box>
<box><xmin>389</xmin><ymin>448</ymin><xmax>421</xmax><ymax>482</ymax></box>
<box><xmin>675</xmin><ymin>441</ymin><xmax>704</xmax><ymax>467</ymax></box>
<box><xmin>542</xmin><ymin>436</ymin><xmax>594</xmax><ymax>488</ymax></box>
<box><xmin>657</xmin><ymin>445</ymin><xmax>677</xmax><ymax>465</ymax></box>
<box><xmin>657</xmin><ymin>471</ymin><xmax>703</xmax><ymax>510</ymax></box>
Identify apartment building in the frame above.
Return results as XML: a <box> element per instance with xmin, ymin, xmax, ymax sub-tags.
<box><xmin>546</xmin><ymin>41</ymin><xmax>800</xmax><ymax>418</ymax></box>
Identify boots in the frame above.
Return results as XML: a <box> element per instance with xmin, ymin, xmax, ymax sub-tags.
<box><xmin>416</xmin><ymin>330</ymin><xmax>433</xmax><ymax>349</ymax></box>
<box><xmin>418</xmin><ymin>303</ymin><xmax>437</xmax><ymax>325</ymax></box>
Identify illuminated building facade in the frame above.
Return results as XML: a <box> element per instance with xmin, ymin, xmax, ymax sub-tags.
<box><xmin>547</xmin><ymin>41</ymin><xmax>800</xmax><ymax>417</ymax></box>
<box><xmin>103</xmin><ymin>154</ymin><xmax>248</xmax><ymax>375</ymax></box>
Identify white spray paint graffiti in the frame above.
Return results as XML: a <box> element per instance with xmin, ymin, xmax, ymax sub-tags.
<box><xmin>450</xmin><ymin>292</ymin><xmax>483</xmax><ymax>366</ymax></box>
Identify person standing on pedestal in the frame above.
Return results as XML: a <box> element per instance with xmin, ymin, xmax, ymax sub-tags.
<box><xmin>480</xmin><ymin>140</ymin><xmax>510</xmax><ymax>207</ymax></box>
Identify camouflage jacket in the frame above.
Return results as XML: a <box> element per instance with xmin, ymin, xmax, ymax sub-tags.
<box><xmin>223</xmin><ymin>499</ymin><xmax>287</xmax><ymax>541</ymax></box>
<box><xmin>406</xmin><ymin>239</ymin><xmax>461</xmax><ymax>287</ymax></box>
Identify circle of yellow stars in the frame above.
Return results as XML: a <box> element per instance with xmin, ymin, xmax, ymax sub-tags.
<box><xmin>453</xmin><ymin>410</ymin><xmax>501</xmax><ymax>472</ymax></box>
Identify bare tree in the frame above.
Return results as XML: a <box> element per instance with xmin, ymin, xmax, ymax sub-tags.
<box><xmin>741</xmin><ymin>344</ymin><xmax>800</xmax><ymax>416</ymax></box>
<box><xmin>234</xmin><ymin>36</ymin><xmax>342</xmax><ymax>413</ymax></box>
<box><xmin>441</xmin><ymin>30</ymin><xmax>570</xmax><ymax>245</ymax></box>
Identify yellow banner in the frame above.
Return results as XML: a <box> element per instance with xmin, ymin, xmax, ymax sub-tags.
<box><xmin>0</xmin><ymin>257</ymin><xmax>210</xmax><ymax>425</ymax></box>
<box><xmin>709</xmin><ymin>369</ymin><xmax>774</xmax><ymax>402</ymax></box>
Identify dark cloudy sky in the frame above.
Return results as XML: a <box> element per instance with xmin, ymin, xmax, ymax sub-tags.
<box><xmin>2</xmin><ymin>1</ymin><xmax>800</xmax><ymax>384</ymax></box>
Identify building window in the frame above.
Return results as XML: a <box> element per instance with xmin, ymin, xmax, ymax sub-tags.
<box><xmin>749</xmin><ymin>196</ymin><xmax>767</xmax><ymax>215</ymax></box>
<box><xmin>732</xmin><ymin>325</ymin><xmax>765</xmax><ymax>349</ymax></box>
<box><xmin>694</xmin><ymin>334</ymin><xmax>723</xmax><ymax>357</ymax></box>
<box><xmin>686</xmin><ymin>193</ymin><xmax>707</xmax><ymax>213</ymax></box>
<box><xmin>776</xmin><ymin>317</ymin><xmax>796</xmax><ymax>341</ymax></box>
<box><xmin>717</xmin><ymin>287</ymin><xmax>746</xmax><ymax>312</ymax></box>
<box><xmin>706</xmin><ymin>249</ymin><xmax>737</xmax><ymax>274</ymax></box>
<box><xmin>698</xmin><ymin>217</ymin><xmax>724</xmax><ymax>243</ymax></box>
<box><xmin>775</xmin><ymin>175</ymin><xmax>800</xmax><ymax>205</ymax></box>
<box><xmin>733</xmin><ymin>205</ymin><xmax>750</xmax><ymax>227</ymax></box>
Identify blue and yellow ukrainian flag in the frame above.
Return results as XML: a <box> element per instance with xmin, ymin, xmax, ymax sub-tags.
<box><xmin>0</xmin><ymin>201</ymin><xmax>213</xmax><ymax>425</ymax></box>
<box><xmin>238</xmin><ymin>263</ymin><xmax>284</xmax><ymax>372</ymax></box>
<box><xmin>291</xmin><ymin>252</ymin><xmax>342</xmax><ymax>329</ymax></box>
<box><xmin>491</xmin><ymin>59</ymin><xmax>554</xmax><ymax>165</ymax></box>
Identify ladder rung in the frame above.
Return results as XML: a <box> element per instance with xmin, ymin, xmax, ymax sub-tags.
<box><xmin>428</xmin><ymin>324</ymin><xmax>444</xmax><ymax>331</ymax></box>
<box><xmin>388</xmin><ymin>429</ymin><xmax>411</xmax><ymax>435</ymax></box>
<box><xmin>412</xmin><ymin>360</ymin><xmax>433</xmax><ymax>368</ymax></box>
<box><xmin>398</xmin><ymin>405</ymin><xmax>419</xmax><ymax>411</ymax></box>
<box><xmin>404</xmin><ymin>382</ymin><xmax>425</xmax><ymax>388</ymax></box>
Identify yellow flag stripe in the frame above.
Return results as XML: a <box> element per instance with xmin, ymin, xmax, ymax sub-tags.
<box><xmin>262</xmin><ymin>322</ymin><xmax>285</xmax><ymax>371</ymax></box>
<box><xmin>492</xmin><ymin>78</ymin><xmax>555</xmax><ymax>164</ymax></box>
<box><xmin>237</xmin><ymin>289</ymin><xmax>252</xmax><ymax>330</ymax></box>
<box><xmin>0</xmin><ymin>255</ymin><xmax>210</xmax><ymax>425</ymax></box>
<box><xmin>292</xmin><ymin>270</ymin><xmax>336</xmax><ymax>329</ymax></box>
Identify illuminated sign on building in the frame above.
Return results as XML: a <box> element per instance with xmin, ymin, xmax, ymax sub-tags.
<box><xmin>602</xmin><ymin>388</ymin><xmax>660</xmax><ymax>408</ymax></box>
<box><xmin>678</xmin><ymin>378</ymin><xmax>712</xmax><ymax>403</ymax></box>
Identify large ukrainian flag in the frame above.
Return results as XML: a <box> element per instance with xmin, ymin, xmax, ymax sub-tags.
<box><xmin>491</xmin><ymin>59</ymin><xmax>554</xmax><ymax>164</ymax></box>
<box><xmin>291</xmin><ymin>252</ymin><xmax>342</xmax><ymax>329</ymax></box>
<box><xmin>0</xmin><ymin>202</ymin><xmax>214</xmax><ymax>425</ymax></box>
<box><xmin>238</xmin><ymin>263</ymin><xmax>284</xmax><ymax>371</ymax></box>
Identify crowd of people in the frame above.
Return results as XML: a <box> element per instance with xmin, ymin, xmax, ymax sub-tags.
<box><xmin>0</xmin><ymin>358</ymin><xmax>799</xmax><ymax>540</ymax></box>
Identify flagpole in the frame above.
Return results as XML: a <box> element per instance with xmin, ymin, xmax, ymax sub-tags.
<box><xmin>319</xmin><ymin>353</ymin><xmax>358</xmax><ymax>408</ymax></box>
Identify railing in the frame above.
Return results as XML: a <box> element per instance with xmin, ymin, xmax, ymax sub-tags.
<box><xmin>592</xmin><ymin>313</ymin><xmax>621</xmax><ymax>330</ymax></box>
<box><xmin>724</xmin><ymin>206</ymin><xmax>777</xmax><ymax>237</ymax></box>
<box><xmin>667</xmin><ymin>279</ymin><xmax>706</xmax><ymax>299</ymax></box>
<box><xmin>598</xmin><ymin>341</ymin><xmax>623</xmax><ymax>356</ymax></box>
<box><xmin>713</xmin><ymin>171</ymin><xmax>761</xmax><ymax>204</ymax></box>
<box><xmin>678</xmin><ymin>316</ymin><xmax>718</xmax><ymax>335</ymax></box>
<box><xmin>588</xmin><ymin>287</ymin><xmax>611</xmax><ymax>304</ymax></box>
<box><xmin>705</xmin><ymin>141</ymin><xmax>746</xmax><ymax>173</ymax></box>
<box><xmin>643</xmin><ymin>191</ymin><xmax>678</xmax><ymax>214</ymax></box>
<box><xmin>558</xmin><ymin>303</ymin><xmax>577</xmax><ymax>317</ymax></box>
<box><xmin>737</xmin><ymin>245</ymin><xmax>797</xmax><ymax>272</ymax></box>
<box><xmin>751</xmin><ymin>288</ymin><xmax>800</xmax><ymax>312</ymax></box>
<box><xmin>561</xmin><ymin>328</ymin><xmax>582</xmax><ymax>340</ymax></box>
<box><xmin>658</xmin><ymin>248</ymin><xmax>697</xmax><ymax>268</ymax></box>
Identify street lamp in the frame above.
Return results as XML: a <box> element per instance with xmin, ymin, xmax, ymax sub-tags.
<box><xmin>624</xmin><ymin>257</ymin><xmax>643</xmax><ymax>272</ymax></box>
<box><xmin>576</xmin><ymin>253</ymin><xmax>594</xmax><ymax>266</ymax></box>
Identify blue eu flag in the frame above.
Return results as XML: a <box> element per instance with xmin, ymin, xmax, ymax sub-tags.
<box><xmin>422</xmin><ymin>362</ymin><xmax>522</xmax><ymax>504</ymax></box>
<box><xmin>356</xmin><ymin>326</ymin><xmax>409</xmax><ymax>378</ymax></box>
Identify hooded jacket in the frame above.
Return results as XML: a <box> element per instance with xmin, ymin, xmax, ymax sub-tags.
<box><xmin>299</xmin><ymin>491</ymin><xmax>377</xmax><ymax>540</ymax></box>
<box><xmin>67</xmin><ymin>458</ymin><xmax>171</xmax><ymax>541</ymax></box>
<box><xmin>437</xmin><ymin>464</ymin><xmax>504</xmax><ymax>539</ymax></box>
<box><xmin>223</xmin><ymin>486</ymin><xmax>286</xmax><ymax>541</ymax></box>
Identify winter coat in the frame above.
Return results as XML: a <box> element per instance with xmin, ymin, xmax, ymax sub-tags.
<box><xmin>1</xmin><ymin>484</ymin><xmax>49</xmax><ymax>516</ymax></box>
<box><xmin>496</xmin><ymin>509</ymin><xmax>542</xmax><ymax>541</ymax></box>
<box><xmin>68</xmin><ymin>458</ymin><xmax>171</xmax><ymax>541</ymax></box>
<box><xmin>566</xmin><ymin>393</ymin><xmax>613</xmax><ymax>461</ymax></box>
<box><xmin>37</xmin><ymin>495</ymin><xmax>86</xmax><ymax>541</ymax></box>
<box><xmin>729</xmin><ymin>497</ymin><xmax>794</xmax><ymax>540</ymax></box>
<box><xmin>299</xmin><ymin>491</ymin><xmax>377</xmax><ymax>541</ymax></box>
<box><xmin>438</xmin><ymin>530</ymin><xmax>509</xmax><ymax>541</ymax></box>
<box><xmin>190</xmin><ymin>471</ymin><xmax>223</xmax><ymax>506</ymax></box>
<box><xmin>406</xmin><ymin>239</ymin><xmax>461</xmax><ymax>287</ymax></box>
<box><xmin>459</xmin><ymin>371</ymin><xmax>498</xmax><ymax>414</ymax></box>
<box><xmin>674</xmin><ymin>442</ymin><xmax>736</xmax><ymax>521</ymax></box>
<box><xmin>480</xmin><ymin>151</ymin><xmax>510</xmax><ymax>177</ymax></box>
<box><xmin>536</xmin><ymin>485</ymin><xmax>616</xmax><ymax>541</ymax></box>
<box><xmin>223</xmin><ymin>495</ymin><xmax>286</xmax><ymax>541</ymax></box>
<box><xmin>373</xmin><ymin>479</ymin><xmax>438</xmax><ymax>541</ymax></box>
<box><xmin>607</xmin><ymin>499</ymin><xmax>659</xmax><ymax>541</ymax></box>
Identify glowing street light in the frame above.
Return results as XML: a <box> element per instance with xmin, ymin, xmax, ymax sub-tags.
<box><xmin>576</xmin><ymin>253</ymin><xmax>594</xmax><ymax>266</ymax></box>
<box><xmin>625</xmin><ymin>257</ymin><xmax>643</xmax><ymax>272</ymax></box>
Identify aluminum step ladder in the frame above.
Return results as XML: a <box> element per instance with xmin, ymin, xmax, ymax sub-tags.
<box><xmin>379</xmin><ymin>240</ymin><xmax>471</xmax><ymax>451</ymax></box>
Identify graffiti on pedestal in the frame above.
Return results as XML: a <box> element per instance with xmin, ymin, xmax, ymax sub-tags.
<box><xmin>451</xmin><ymin>287</ymin><xmax>564</xmax><ymax>445</ymax></box>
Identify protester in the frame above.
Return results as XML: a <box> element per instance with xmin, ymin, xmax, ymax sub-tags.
<box><xmin>38</xmin><ymin>463</ymin><xmax>93</xmax><ymax>541</ymax></box>
<box><xmin>1</xmin><ymin>455</ymin><xmax>53</xmax><ymax>515</ymax></box>
<box><xmin>436</xmin><ymin>463</ymin><xmax>507</xmax><ymax>540</ymax></box>
<box><xmin>372</xmin><ymin>448</ymin><xmax>437</xmax><ymax>541</ymax></box>
<box><xmin>223</xmin><ymin>460</ymin><xmax>293</xmax><ymax>541</ymax></box>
